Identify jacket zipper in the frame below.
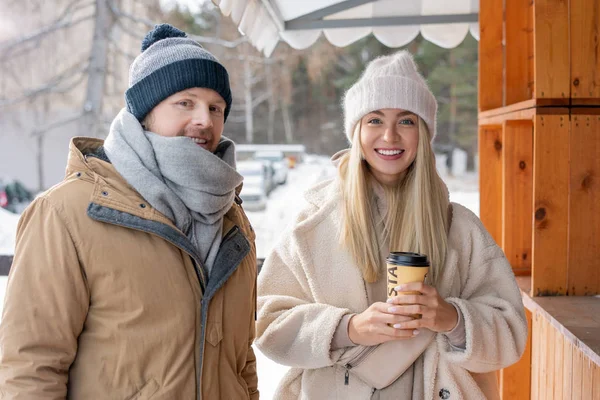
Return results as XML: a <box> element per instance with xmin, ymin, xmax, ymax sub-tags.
<box><xmin>222</xmin><ymin>225</ymin><xmax>239</xmax><ymax>243</ymax></box>
<box><xmin>197</xmin><ymin>225</ymin><xmax>240</xmax><ymax>400</ymax></box>
<box><xmin>343</xmin><ymin>345</ymin><xmax>377</xmax><ymax>385</ymax></box>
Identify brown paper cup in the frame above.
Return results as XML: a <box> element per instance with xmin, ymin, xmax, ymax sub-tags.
<box><xmin>386</xmin><ymin>252</ymin><xmax>430</xmax><ymax>320</ymax></box>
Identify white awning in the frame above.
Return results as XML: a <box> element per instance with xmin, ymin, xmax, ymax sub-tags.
<box><xmin>211</xmin><ymin>0</ymin><xmax>479</xmax><ymax>56</ymax></box>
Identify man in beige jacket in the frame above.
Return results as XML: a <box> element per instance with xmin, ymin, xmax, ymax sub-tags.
<box><xmin>0</xmin><ymin>24</ymin><xmax>258</xmax><ymax>399</ymax></box>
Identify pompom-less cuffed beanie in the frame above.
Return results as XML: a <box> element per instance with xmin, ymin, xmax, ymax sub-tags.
<box><xmin>126</xmin><ymin>24</ymin><xmax>232</xmax><ymax>122</ymax></box>
<box><xmin>343</xmin><ymin>50</ymin><xmax>438</xmax><ymax>142</ymax></box>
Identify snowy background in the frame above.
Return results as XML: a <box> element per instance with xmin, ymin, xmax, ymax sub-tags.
<box><xmin>0</xmin><ymin>155</ymin><xmax>478</xmax><ymax>399</ymax></box>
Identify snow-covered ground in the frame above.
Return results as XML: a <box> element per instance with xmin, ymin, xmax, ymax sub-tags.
<box><xmin>0</xmin><ymin>208</ymin><xmax>20</xmax><ymax>255</ymax></box>
<box><xmin>0</xmin><ymin>157</ymin><xmax>478</xmax><ymax>399</ymax></box>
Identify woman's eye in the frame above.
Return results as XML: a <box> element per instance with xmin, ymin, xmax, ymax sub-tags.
<box><xmin>399</xmin><ymin>118</ymin><xmax>415</xmax><ymax>125</ymax></box>
<box><xmin>368</xmin><ymin>118</ymin><xmax>382</xmax><ymax>124</ymax></box>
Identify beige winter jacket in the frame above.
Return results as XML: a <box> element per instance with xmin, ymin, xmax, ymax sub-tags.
<box><xmin>256</xmin><ymin>178</ymin><xmax>527</xmax><ymax>400</ymax></box>
<box><xmin>0</xmin><ymin>138</ymin><xmax>259</xmax><ymax>400</ymax></box>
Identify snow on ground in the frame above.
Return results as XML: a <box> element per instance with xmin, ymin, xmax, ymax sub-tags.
<box><xmin>245</xmin><ymin>155</ymin><xmax>336</xmax><ymax>259</ymax></box>
<box><xmin>0</xmin><ymin>157</ymin><xmax>479</xmax><ymax>399</ymax></box>
<box><xmin>0</xmin><ymin>207</ymin><xmax>20</xmax><ymax>255</ymax></box>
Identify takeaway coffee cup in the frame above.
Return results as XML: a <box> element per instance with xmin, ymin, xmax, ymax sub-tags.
<box><xmin>386</xmin><ymin>252</ymin><xmax>430</xmax><ymax>318</ymax></box>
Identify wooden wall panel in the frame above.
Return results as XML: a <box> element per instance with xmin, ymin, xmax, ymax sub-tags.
<box><xmin>571</xmin><ymin>0</ymin><xmax>600</xmax><ymax>100</ymax></box>
<box><xmin>506</xmin><ymin>0</ymin><xmax>534</xmax><ymax>104</ymax></box>
<box><xmin>531</xmin><ymin>312</ymin><xmax>540</xmax><ymax>399</ymax></box>
<box><xmin>545</xmin><ymin>321</ymin><xmax>555</xmax><ymax>400</ymax></box>
<box><xmin>568</xmin><ymin>116</ymin><xmax>600</xmax><ymax>295</ymax></box>
<box><xmin>534</xmin><ymin>0</ymin><xmax>570</xmax><ymax>100</ymax></box>
<box><xmin>554</xmin><ymin>329</ymin><xmax>564</xmax><ymax>398</ymax></box>
<box><xmin>582</xmin><ymin>357</ymin><xmax>595</xmax><ymax>399</ymax></box>
<box><xmin>539</xmin><ymin>317</ymin><xmax>548</xmax><ymax>399</ymax></box>
<box><xmin>563</xmin><ymin>338</ymin><xmax>574</xmax><ymax>400</ymax></box>
<box><xmin>529</xmin><ymin>310</ymin><xmax>600</xmax><ymax>399</ymax></box>
<box><xmin>479</xmin><ymin>0</ymin><xmax>503</xmax><ymax>111</ymax></box>
<box><xmin>500</xmin><ymin>308</ymin><xmax>532</xmax><ymax>399</ymax></box>
<box><xmin>572</xmin><ymin>341</ymin><xmax>584</xmax><ymax>399</ymax></box>
<box><xmin>502</xmin><ymin>120</ymin><xmax>533</xmax><ymax>274</ymax></box>
<box><xmin>593</xmin><ymin>362</ymin><xmax>600</xmax><ymax>400</ymax></box>
<box><xmin>532</xmin><ymin>115</ymin><xmax>569</xmax><ymax>296</ymax></box>
<box><xmin>479</xmin><ymin>125</ymin><xmax>504</xmax><ymax>245</ymax></box>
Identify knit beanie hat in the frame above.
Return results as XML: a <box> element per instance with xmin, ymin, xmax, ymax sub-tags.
<box><xmin>343</xmin><ymin>50</ymin><xmax>437</xmax><ymax>143</ymax></box>
<box><xmin>125</xmin><ymin>24</ymin><xmax>232</xmax><ymax>122</ymax></box>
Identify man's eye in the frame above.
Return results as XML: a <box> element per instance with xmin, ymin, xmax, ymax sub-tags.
<box><xmin>210</xmin><ymin>106</ymin><xmax>223</xmax><ymax>113</ymax></box>
<box><xmin>178</xmin><ymin>100</ymin><xmax>192</xmax><ymax>107</ymax></box>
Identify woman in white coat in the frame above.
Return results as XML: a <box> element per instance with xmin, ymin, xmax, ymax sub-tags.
<box><xmin>256</xmin><ymin>50</ymin><xmax>528</xmax><ymax>400</ymax></box>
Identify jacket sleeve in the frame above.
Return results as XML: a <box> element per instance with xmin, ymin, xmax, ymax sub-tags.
<box><xmin>255</xmin><ymin>228</ymin><xmax>356</xmax><ymax>370</ymax></box>
<box><xmin>241</xmin><ymin>273</ymin><xmax>259</xmax><ymax>399</ymax></box>
<box><xmin>440</xmin><ymin>212</ymin><xmax>528</xmax><ymax>373</ymax></box>
<box><xmin>0</xmin><ymin>197</ymin><xmax>90</xmax><ymax>399</ymax></box>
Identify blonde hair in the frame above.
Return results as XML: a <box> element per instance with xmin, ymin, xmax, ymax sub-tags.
<box><xmin>338</xmin><ymin>118</ymin><xmax>449</xmax><ymax>284</ymax></box>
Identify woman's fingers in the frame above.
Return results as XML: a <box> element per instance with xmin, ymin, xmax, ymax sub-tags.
<box><xmin>379</xmin><ymin>312</ymin><xmax>414</xmax><ymax>325</ymax></box>
<box><xmin>394</xmin><ymin>282</ymin><xmax>436</xmax><ymax>296</ymax></box>
<box><xmin>387</xmin><ymin>304</ymin><xmax>425</xmax><ymax>316</ymax></box>
<box><xmin>386</xmin><ymin>294</ymin><xmax>426</xmax><ymax>306</ymax></box>
<box><xmin>380</xmin><ymin>325</ymin><xmax>419</xmax><ymax>340</ymax></box>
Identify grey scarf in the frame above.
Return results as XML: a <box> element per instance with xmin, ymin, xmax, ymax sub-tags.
<box><xmin>104</xmin><ymin>108</ymin><xmax>243</xmax><ymax>275</ymax></box>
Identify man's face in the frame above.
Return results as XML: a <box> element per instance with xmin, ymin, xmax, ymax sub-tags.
<box><xmin>143</xmin><ymin>87</ymin><xmax>227</xmax><ymax>153</ymax></box>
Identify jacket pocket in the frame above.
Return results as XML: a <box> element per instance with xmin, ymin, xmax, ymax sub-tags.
<box><xmin>125</xmin><ymin>379</ymin><xmax>159</xmax><ymax>400</ymax></box>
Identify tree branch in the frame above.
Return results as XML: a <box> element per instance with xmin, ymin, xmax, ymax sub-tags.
<box><xmin>109</xmin><ymin>37</ymin><xmax>138</xmax><ymax>60</ymax></box>
<box><xmin>107</xmin><ymin>0</ymin><xmax>248</xmax><ymax>48</ymax></box>
<box><xmin>251</xmin><ymin>91</ymin><xmax>271</xmax><ymax>109</ymax></box>
<box><xmin>0</xmin><ymin>13</ymin><xmax>95</xmax><ymax>58</ymax></box>
<box><xmin>0</xmin><ymin>61</ymin><xmax>89</xmax><ymax>107</ymax></box>
<box><xmin>31</xmin><ymin>112</ymin><xmax>85</xmax><ymax>136</ymax></box>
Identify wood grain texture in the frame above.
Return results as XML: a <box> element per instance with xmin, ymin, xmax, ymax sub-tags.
<box><xmin>506</xmin><ymin>0</ymin><xmax>534</xmax><ymax>104</ymax></box>
<box><xmin>534</xmin><ymin>0</ymin><xmax>570</xmax><ymax>99</ymax></box>
<box><xmin>571</xmin><ymin>0</ymin><xmax>600</xmax><ymax>100</ymax></box>
<box><xmin>479</xmin><ymin>0</ymin><xmax>504</xmax><ymax>111</ymax></box>
<box><xmin>502</xmin><ymin>120</ymin><xmax>533</xmax><ymax>274</ymax></box>
<box><xmin>532</xmin><ymin>115</ymin><xmax>569</xmax><ymax>296</ymax></box>
<box><xmin>479</xmin><ymin>125</ymin><xmax>503</xmax><ymax>246</ymax></box>
<box><xmin>568</xmin><ymin>115</ymin><xmax>600</xmax><ymax>295</ymax></box>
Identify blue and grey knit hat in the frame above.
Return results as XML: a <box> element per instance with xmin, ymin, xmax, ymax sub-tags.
<box><xmin>125</xmin><ymin>24</ymin><xmax>232</xmax><ymax>122</ymax></box>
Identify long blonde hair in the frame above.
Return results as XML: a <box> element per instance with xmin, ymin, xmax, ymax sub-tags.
<box><xmin>338</xmin><ymin>118</ymin><xmax>449</xmax><ymax>284</ymax></box>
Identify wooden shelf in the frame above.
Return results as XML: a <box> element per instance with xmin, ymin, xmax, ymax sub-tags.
<box><xmin>517</xmin><ymin>276</ymin><xmax>600</xmax><ymax>366</ymax></box>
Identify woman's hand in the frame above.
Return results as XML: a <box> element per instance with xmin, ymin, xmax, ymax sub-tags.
<box><xmin>347</xmin><ymin>302</ymin><xmax>418</xmax><ymax>346</ymax></box>
<box><xmin>386</xmin><ymin>282</ymin><xmax>458</xmax><ymax>334</ymax></box>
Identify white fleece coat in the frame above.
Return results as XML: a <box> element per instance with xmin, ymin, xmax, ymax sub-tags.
<box><xmin>255</xmin><ymin>178</ymin><xmax>528</xmax><ymax>400</ymax></box>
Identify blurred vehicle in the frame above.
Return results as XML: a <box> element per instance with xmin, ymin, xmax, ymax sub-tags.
<box><xmin>254</xmin><ymin>150</ymin><xmax>288</xmax><ymax>185</ymax></box>
<box><xmin>237</xmin><ymin>160</ymin><xmax>273</xmax><ymax>196</ymax></box>
<box><xmin>239</xmin><ymin>185</ymin><xmax>267</xmax><ymax>211</ymax></box>
<box><xmin>0</xmin><ymin>179</ymin><xmax>34</xmax><ymax>214</ymax></box>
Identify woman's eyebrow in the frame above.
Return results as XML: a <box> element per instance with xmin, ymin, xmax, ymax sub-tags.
<box><xmin>368</xmin><ymin>110</ymin><xmax>414</xmax><ymax>117</ymax></box>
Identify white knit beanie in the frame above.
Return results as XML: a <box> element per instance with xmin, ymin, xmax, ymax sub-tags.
<box><xmin>343</xmin><ymin>50</ymin><xmax>438</xmax><ymax>143</ymax></box>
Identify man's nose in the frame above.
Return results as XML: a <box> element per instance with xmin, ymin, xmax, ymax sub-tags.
<box><xmin>191</xmin><ymin>107</ymin><xmax>213</xmax><ymax>128</ymax></box>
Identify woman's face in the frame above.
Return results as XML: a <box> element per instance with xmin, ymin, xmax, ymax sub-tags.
<box><xmin>359</xmin><ymin>108</ymin><xmax>419</xmax><ymax>185</ymax></box>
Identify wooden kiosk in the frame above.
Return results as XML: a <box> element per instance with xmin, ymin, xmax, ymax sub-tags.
<box><xmin>478</xmin><ymin>0</ymin><xmax>600</xmax><ymax>397</ymax></box>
